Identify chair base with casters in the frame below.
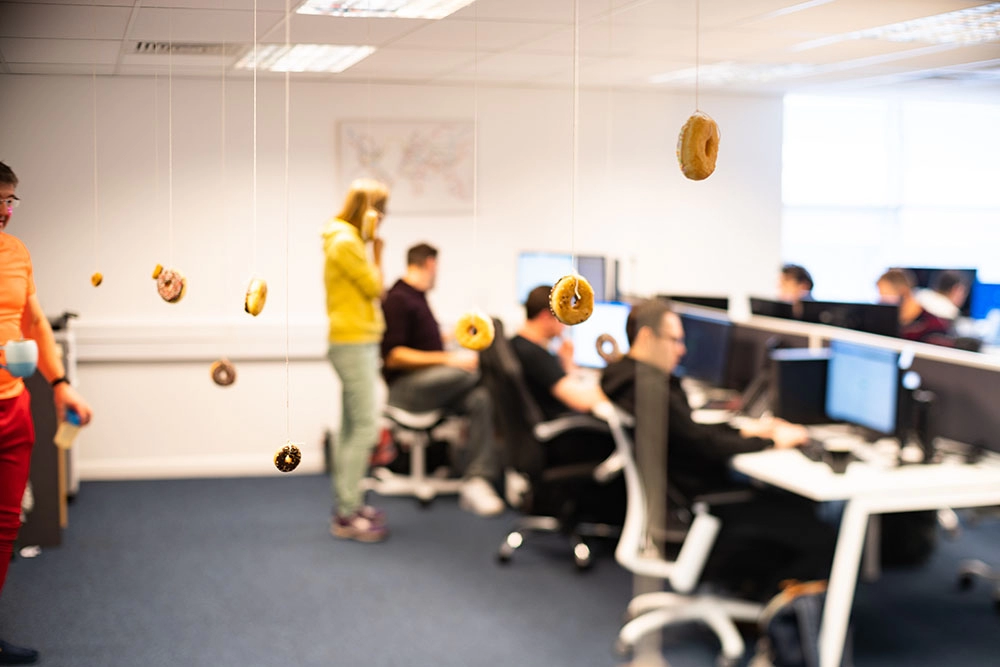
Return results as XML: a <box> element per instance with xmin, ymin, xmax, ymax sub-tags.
<box><xmin>597</xmin><ymin>401</ymin><xmax>764</xmax><ymax>667</ymax></box>
<box><xmin>957</xmin><ymin>559</ymin><xmax>1000</xmax><ymax>612</ymax></box>
<box><xmin>361</xmin><ymin>405</ymin><xmax>464</xmax><ymax>506</ymax></box>
<box><xmin>497</xmin><ymin>515</ymin><xmax>620</xmax><ymax>571</ymax></box>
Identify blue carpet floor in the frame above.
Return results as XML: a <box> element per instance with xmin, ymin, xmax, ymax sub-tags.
<box><xmin>1</xmin><ymin>475</ymin><xmax>998</xmax><ymax>667</ymax></box>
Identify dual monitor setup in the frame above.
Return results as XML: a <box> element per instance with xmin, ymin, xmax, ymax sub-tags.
<box><xmin>668</xmin><ymin>311</ymin><xmax>911</xmax><ymax>443</ymax></box>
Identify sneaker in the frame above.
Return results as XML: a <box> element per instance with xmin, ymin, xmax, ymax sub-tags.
<box><xmin>331</xmin><ymin>511</ymin><xmax>388</xmax><ymax>543</ymax></box>
<box><xmin>0</xmin><ymin>639</ymin><xmax>38</xmax><ymax>665</ymax></box>
<box><xmin>356</xmin><ymin>505</ymin><xmax>387</xmax><ymax>527</ymax></box>
<box><xmin>459</xmin><ymin>477</ymin><xmax>505</xmax><ymax>517</ymax></box>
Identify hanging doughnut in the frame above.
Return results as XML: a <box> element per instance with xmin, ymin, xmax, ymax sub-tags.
<box><xmin>454</xmin><ymin>312</ymin><xmax>495</xmax><ymax>351</ymax></box>
<box><xmin>155</xmin><ymin>268</ymin><xmax>186</xmax><ymax>303</ymax></box>
<box><xmin>210</xmin><ymin>359</ymin><xmax>236</xmax><ymax>387</ymax></box>
<box><xmin>244</xmin><ymin>277</ymin><xmax>268</xmax><ymax>317</ymax></box>
<box><xmin>677</xmin><ymin>111</ymin><xmax>720</xmax><ymax>181</ymax></box>
<box><xmin>274</xmin><ymin>442</ymin><xmax>302</xmax><ymax>473</ymax></box>
<box><xmin>549</xmin><ymin>275</ymin><xmax>594</xmax><ymax>325</ymax></box>
<box><xmin>596</xmin><ymin>333</ymin><xmax>622</xmax><ymax>364</ymax></box>
<box><xmin>91</xmin><ymin>272</ymin><xmax>103</xmax><ymax>287</ymax></box>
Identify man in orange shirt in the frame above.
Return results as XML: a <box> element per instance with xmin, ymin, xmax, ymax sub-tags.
<box><xmin>0</xmin><ymin>161</ymin><xmax>93</xmax><ymax>664</ymax></box>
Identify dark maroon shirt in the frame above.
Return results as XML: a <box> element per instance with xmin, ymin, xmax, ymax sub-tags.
<box><xmin>900</xmin><ymin>309</ymin><xmax>953</xmax><ymax>347</ymax></box>
<box><xmin>381</xmin><ymin>279</ymin><xmax>443</xmax><ymax>384</ymax></box>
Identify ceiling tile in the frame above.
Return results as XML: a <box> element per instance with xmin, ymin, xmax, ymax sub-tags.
<box><xmin>128</xmin><ymin>7</ymin><xmax>285</xmax><ymax>43</ymax></box>
<box><xmin>0</xmin><ymin>38</ymin><xmax>120</xmax><ymax>65</ymax></box>
<box><xmin>0</xmin><ymin>3</ymin><xmax>132</xmax><ymax>40</ymax></box>
<box><xmin>385</xmin><ymin>18</ymin><xmax>564</xmax><ymax>52</ymax></box>
<box><xmin>265</xmin><ymin>14</ymin><xmax>430</xmax><ymax>46</ymax></box>
<box><xmin>6</xmin><ymin>62</ymin><xmax>117</xmax><ymax>75</ymax></box>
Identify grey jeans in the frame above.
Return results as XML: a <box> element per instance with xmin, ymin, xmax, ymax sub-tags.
<box><xmin>327</xmin><ymin>342</ymin><xmax>380</xmax><ymax>515</ymax></box>
<box><xmin>387</xmin><ymin>366</ymin><xmax>500</xmax><ymax>481</ymax></box>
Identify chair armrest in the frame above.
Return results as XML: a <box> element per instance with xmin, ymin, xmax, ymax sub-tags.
<box><xmin>690</xmin><ymin>490</ymin><xmax>756</xmax><ymax>508</ymax></box>
<box><xmin>533</xmin><ymin>414</ymin><xmax>610</xmax><ymax>442</ymax></box>
<box><xmin>592</xmin><ymin>453</ymin><xmax>623</xmax><ymax>483</ymax></box>
<box><xmin>591</xmin><ymin>400</ymin><xmax>635</xmax><ymax>427</ymax></box>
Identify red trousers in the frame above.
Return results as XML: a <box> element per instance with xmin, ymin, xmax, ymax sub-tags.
<box><xmin>0</xmin><ymin>390</ymin><xmax>34</xmax><ymax>596</ymax></box>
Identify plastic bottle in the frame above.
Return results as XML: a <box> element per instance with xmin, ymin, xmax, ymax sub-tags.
<box><xmin>54</xmin><ymin>407</ymin><xmax>81</xmax><ymax>450</ymax></box>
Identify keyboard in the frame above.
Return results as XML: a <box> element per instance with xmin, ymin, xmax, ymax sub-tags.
<box><xmin>799</xmin><ymin>439</ymin><xmax>828</xmax><ymax>463</ymax></box>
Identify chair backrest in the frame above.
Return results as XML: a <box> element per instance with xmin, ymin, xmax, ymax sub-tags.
<box><xmin>600</xmin><ymin>402</ymin><xmax>720</xmax><ymax>594</ymax></box>
<box><xmin>478</xmin><ymin>318</ymin><xmax>547</xmax><ymax>477</ymax></box>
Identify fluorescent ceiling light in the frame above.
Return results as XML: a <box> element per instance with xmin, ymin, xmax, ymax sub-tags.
<box><xmin>650</xmin><ymin>62</ymin><xmax>817</xmax><ymax>85</ymax></box>
<box><xmin>234</xmin><ymin>44</ymin><xmax>375</xmax><ymax>72</ymax></box>
<box><xmin>795</xmin><ymin>2</ymin><xmax>1000</xmax><ymax>50</ymax></box>
<box><xmin>296</xmin><ymin>0</ymin><xmax>477</xmax><ymax>19</ymax></box>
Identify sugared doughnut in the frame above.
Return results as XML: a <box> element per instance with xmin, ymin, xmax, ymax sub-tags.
<box><xmin>155</xmin><ymin>268</ymin><xmax>186</xmax><ymax>303</ymax></box>
<box><xmin>454</xmin><ymin>312</ymin><xmax>495</xmax><ymax>351</ymax></box>
<box><xmin>244</xmin><ymin>277</ymin><xmax>268</xmax><ymax>317</ymax></box>
<box><xmin>210</xmin><ymin>358</ymin><xmax>236</xmax><ymax>387</ymax></box>
<box><xmin>274</xmin><ymin>442</ymin><xmax>302</xmax><ymax>473</ymax></box>
<box><xmin>596</xmin><ymin>333</ymin><xmax>622</xmax><ymax>364</ymax></box>
<box><xmin>549</xmin><ymin>275</ymin><xmax>594</xmax><ymax>325</ymax></box>
<box><xmin>91</xmin><ymin>272</ymin><xmax>103</xmax><ymax>287</ymax></box>
<box><xmin>677</xmin><ymin>111</ymin><xmax>720</xmax><ymax>181</ymax></box>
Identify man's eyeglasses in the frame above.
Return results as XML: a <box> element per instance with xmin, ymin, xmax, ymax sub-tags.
<box><xmin>1</xmin><ymin>196</ymin><xmax>20</xmax><ymax>209</ymax></box>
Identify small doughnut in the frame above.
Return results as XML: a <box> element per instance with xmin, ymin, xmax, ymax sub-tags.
<box><xmin>677</xmin><ymin>111</ymin><xmax>720</xmax><ymax>181</ymax></box>
<box><xmin>549</xmin><ymin>275</ymin><xmax>594</xmax><ymax>325</ymax></box>
<box><xmin>210</xmin><ymin>358</ymin><xmax>236</xmax><ymax>387</ymax></box>
<box><xmin>596</xmin><ymin>333</ymin><xmax>622</xmax><ymax>364</ymax></box>
<box><xmin>454</xmin><ymin>312</ymin><xmax>495</xmax><ymax>351</ymax></box>
<box><xmin>155</xmin><ymin>268</ymin><xmax>186</xmax><ymax>303</ymax></box>
<box><xmin>274</xmin><ymin>442</ymin><xmax>302</xmax><ymax>473</ymax></box>
<box><xmin>152</xmin><ymin>264</ymin><xmax>163</xmax><ymax>279</ymax></box>
<box><xmin>244</xmin><ymin>277</ymin><xmax>268</xmax><ymax>317</ymax></box>
<box><xmin>91</xmin><ymin>272</ymin><xmax>103</xmax><ymax>287</ymax></box>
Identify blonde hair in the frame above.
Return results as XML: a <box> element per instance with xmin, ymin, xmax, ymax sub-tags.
<box><xmin>337</xmin><ymin>178</ymin><xmax>390</xmax><ymax>231</ymax></box>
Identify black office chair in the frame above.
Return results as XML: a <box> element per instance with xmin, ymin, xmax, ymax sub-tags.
<box><xmin>479</xmin><ymin>318</ymin><xmax>624</xmax><ymax>570</ymax></box>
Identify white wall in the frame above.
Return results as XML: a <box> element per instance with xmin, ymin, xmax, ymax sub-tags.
<box><xmin>0</xmin><ymin>74</ymin><xmax>783</xmax><ymax>479</ymax></box>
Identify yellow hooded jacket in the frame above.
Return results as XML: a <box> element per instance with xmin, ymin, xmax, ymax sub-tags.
<box><xmin>322</xmin><ymin>218</ymin><xmax>385</xmax><ymax>344</ymax></box>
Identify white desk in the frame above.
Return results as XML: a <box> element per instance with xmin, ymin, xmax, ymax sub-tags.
<box><xmin>732</xmin><ymin>448</ymin><xmax>1000</xmax><ymax>667</ymax></box>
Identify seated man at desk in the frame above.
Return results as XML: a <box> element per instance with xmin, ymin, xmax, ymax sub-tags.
<box><xmin>877</xmin><ymin>268</ymin><xmax>952</xmax><ymax>346</ymax></box>
<box><xmin>510</xmin><ymin>285</ymin><xmax>612</xmax><ymax>466</ymax></box>
<box><xmin>915</xmin><ymin>270</ymin><xmax>968</xmax><ymax>323</ymax></box>
<box><xmin>381</xmin><ymin>243</ymin><xmax>504</xmax><ymax>516</ymax></box>
<box><xmin>600</xmin><ymin>298</ymin><xmax>837</xmax><ymax>600</ymax></box>
<box><xmin>778</xmin><ymin>263</ymin><xmax>814</xmax><ymax>317</ymax></box>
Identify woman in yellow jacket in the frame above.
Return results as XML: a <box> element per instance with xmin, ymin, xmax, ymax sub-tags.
<box><xmin>323</xmin><ymin>178</ymin><xmax>389</xmax><ymax>542</ymax></box>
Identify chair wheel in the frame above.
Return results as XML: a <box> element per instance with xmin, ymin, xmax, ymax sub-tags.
<box><xmin>574</xmin><ymin>554</ymin><xmax>593</xmax><ymax>571</ymax></box>
<box><xmin>716</xmin><ymin>656</ymin><xmax>739</xmax><ymax>667</ymax></box>
<box><xmin>958</xmin><ymin>573</ymin><xmax>975</xmax><ymax>591</ymax></box>
<box><xmin>613</xmin><ymin>638</ymin><xmax>630</xmax><ymax>658</ymax></box>
<box><xmin>573</xmin><ymin>541</ymin><xmax>592</xmax><ymax>571</ymax></box>
<box><xmin>497</xmin><ymin>542</ymin><xmax>514</xmax><ymax>565</ymax></box>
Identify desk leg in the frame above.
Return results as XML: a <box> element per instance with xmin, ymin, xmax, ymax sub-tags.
<box><xmin>819</xmin><ymin>499</ymin><xmax>869</xmax><ymax>667</ymax></box>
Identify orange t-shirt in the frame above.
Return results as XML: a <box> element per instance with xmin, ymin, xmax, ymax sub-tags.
<box><xmin>0</xmin><ymin>233</ymin><xmax>36</xmax><ymax>399</ymax></box>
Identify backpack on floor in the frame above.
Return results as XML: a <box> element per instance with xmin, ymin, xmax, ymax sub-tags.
<box><xmin>748</xmin><ymin>580</ymin><xmax>854</xmax><ymax>667</ymax></box>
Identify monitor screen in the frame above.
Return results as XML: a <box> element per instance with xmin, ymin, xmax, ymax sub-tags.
<box><xmin>676</xmin><ymin>313</ymin><xmax>733</xmax><ymax>386</ymax></box>
<box><xmin>570</xmin><ymin>301</ymin><xmax>631</xmax><ymax>369</ymax></box>
<box><xmin>750</xmin><ymin>297</ymin><xmax>795</xmax><ymax>320</ymax></box>
<box><xmin>516</xmin><ymin>252</ymin><xmax>607</xmax><ymax>304</ymax></box>
<box><xmin>903</xmin><ymin>267</ymin><xmax>977</xmax><ymax>317</ymax></box>
<box><xmin>662</xmin><ymin>295</ymin><xmax>729</xmax><ymax>311</ymax></box>
<box><xmin>800</xmin><ymin>300</ymin><xmax>900</xmax><ymax>338</ymax></box>
<box><xmin>825</xmin><ymin>340</ymin><xmax>900</xmax><ymax>435</ymax></box>
<box><xmin>970</xmin><ymin>281</ymin><xmax>1000</xmax><ymax>321</ymax></box>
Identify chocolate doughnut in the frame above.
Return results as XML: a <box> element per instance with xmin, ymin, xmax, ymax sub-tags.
<box><xmin>274</xmin><ymin>442</ymin><xmax>302</xmax><ymax>473</ymax></box>
<box><xmin>210</xmin><ymin>359</ymin><xmax>236</xmax><ymax>387</ymax></box>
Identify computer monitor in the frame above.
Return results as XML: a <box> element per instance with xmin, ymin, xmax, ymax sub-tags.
<box><xmin>903</xmin><ymin>267</ymin><xmax>977</xmax><ymax>317</ymax></box>
<box><xmin>970</xmin><ymin>281</ymin><xmax>1000</xmax><ymax>321</ymax></box>
<box><xmin>662</xmin><ymin>295</ymin><xmax>729</xmax><ymax>311</ymax></box>
<box><xmin>676</xmin><ymin>313</ymin><xmax>732</xmax><ymax>387</ymax></box>
<box><xmin>516</xmin><ymin>252</ymin><xmax>608</xmax><ymax>304</ymax></box>
<box><xmin>570</xmin><ymin>301</ymin><xmax>631</xmax><ymax>369</ymax></box>
<box><xmin>770</xmin><ymin>348</ymin><xmax>830</xmax><ymax>425</ymax></box>
<box><xmin>800</xmin><ymin>300</ymin><xmax>900</xmax><ymax>338</ymax></box>
<box><xmin>749</xmin><ymin>297</ymin><xmax>795</xmax><ymax>320</ymax></box>
<box><xmin>825</xmin><ymin>340</ymin><xmax>900</xmax><ymax>435</ymax></box>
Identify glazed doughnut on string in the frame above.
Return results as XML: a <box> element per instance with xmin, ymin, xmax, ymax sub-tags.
<box><xmin>549</xmin><ymin>274</ymin><xmax>594</xmax><ymax>326</ymax></box>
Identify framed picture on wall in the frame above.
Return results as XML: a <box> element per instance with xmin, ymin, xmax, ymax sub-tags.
<box><xmin>337</xmin><ymin>119</ymin><xmax>475</xmax><ymax>214</ymax></box>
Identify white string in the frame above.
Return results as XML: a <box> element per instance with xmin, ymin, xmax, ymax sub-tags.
<box><xmin>252</xmin><ymin>0</ymin><xmax>258</xmax><ymax>272</ymax></box>
<box><xmin>168</xmin><ymin>10</ymin><xmax>174</xmax><ymax>265</ymax></box>
<box><xmin>284</xmin><ymin>0</ymin><xmax>291</xmax><ymax>439</ymax></box>
<box><xmin>604</xmin><ymin>0</ymin><xmax>613</xmax><ymax>221</ymax></box>
<box><xmin>571</xmin><ymin>0</ymin><xmax>580</xmax><ymax>271</ymax></box>
<box><xmin>472</xmin><ymin>3</ymin><xmax>479</xmax><ymax>264</ymax></box>
<box><xmin>91</xmin><ymin>37</ymin><xmax>99</xmax><ymax>273</ymax></box>
<box><xmin>154</xmin><ymin>74</ymin><xmax>159</xmax><ymax>250</ymax></box>
<box><xmin>695</xmin><ymin>0</ymin><xmax>701</xmax><ymax>111</ymax></box>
